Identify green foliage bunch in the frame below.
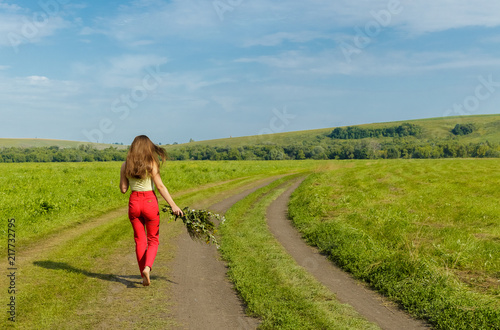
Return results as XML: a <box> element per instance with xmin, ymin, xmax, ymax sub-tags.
<box><xmin>452</xmin><ymin>123</ymin><xmax>476</xmax><ymax>136</ymax></box>
<box><xmin>328</xmin><ymin>123</ymin><xmax>422</xmax><ymax>139</ymax></box>
<box><xmin>162</xmin><ymin>205</ymin><xmax>224</xmax><ymax>246</ymax></box>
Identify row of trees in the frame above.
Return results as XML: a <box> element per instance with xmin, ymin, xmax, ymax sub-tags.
<box><xmin>328</xmin><ymin>123</ymin><xmax>422</xmax><ymax>139</ymax></box>
<box><xmin>0</xmin><ymin>145</ymin><xmax>127</xmax><ymax>163</ymax></box>
<box><xmin>1</xmin><ymin>136</ymin><xmax>498</xmax><ymax>163</ymax></box>
<box><xmin>166</xmin><ymin>141</ymin><xmax>500</xmax><ymax>160</ymax></box>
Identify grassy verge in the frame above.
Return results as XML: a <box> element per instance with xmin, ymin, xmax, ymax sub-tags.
<box><xmin>219</xmin><ymin>174</ymin><xmax>379</xmax><ymax>329</ymax></box>
<box><xmin>13</xmin><ymin>215</ymin><xmax>132</xmax><ymax>329</ymax></box>
<box><xmin>288</xmin><ymin>159</ymin><xmax>500</xmax><ymax>329</ymax></box>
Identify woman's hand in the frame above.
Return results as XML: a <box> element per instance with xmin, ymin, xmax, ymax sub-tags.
<box><xmin>171</xmin><ymin>205</ymin><xmax>184</xmax><ymax>216</ymax></box>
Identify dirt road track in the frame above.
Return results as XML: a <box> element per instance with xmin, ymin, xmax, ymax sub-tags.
<box><xmin>266</xmin><ymin>178</ymin><xmax>430</xmax><ymax>330</ymax></box>
<box><xmin>167</xmin><ymin>179</ymin><xmax>278</xmax><ymax>329</ymax></box>
<box><xmin>20</xmin><ymin>175</ymin><xmax>431</xmax><ymax>329</ymax></box>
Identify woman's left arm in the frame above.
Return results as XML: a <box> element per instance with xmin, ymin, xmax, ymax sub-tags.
<box><xmin>120</xmin><ymin>162</ymin><xmax>129</xmax><ymax>194</ymax></box>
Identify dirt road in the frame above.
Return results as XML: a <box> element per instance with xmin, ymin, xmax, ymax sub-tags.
<box><xmin>266</xmin><ymin>178</ymin><xmax>430</xmax><ymax>330</ymax></box>
<box><xmin>18</xmin><ymin>175</ymin><xmax>430</xmax><ymax>329</ymax></box>
<box><xmin>167</xmin><ymin>179</ymin><xmax>279</xmax><ymax>329</ymax></box>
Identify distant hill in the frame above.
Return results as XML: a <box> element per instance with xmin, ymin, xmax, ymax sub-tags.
<box><xmin>165</xmin><ymin>114</ymin><xmax>500</xmax><ymax>149</ymax></box>
<box><xmin>163</xmin><ymin>114</ymin><xmax>500</xmax><ymax>160</ymax></box>
<box><xmin>1</xmin><ymin>114</ymin><xmax>499</xmax><ymax>162</ymax></box>
<box><xmin>0</xmin><ymin>138</ymin><xmax>127</xmax><ymax>150</ymax></box>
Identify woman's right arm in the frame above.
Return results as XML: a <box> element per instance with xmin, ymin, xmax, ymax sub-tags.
<box><xmin>120</xmin><ymin>162</ymin><xmax>129</xmax><ymax>194</ymax></box>
<box><xmin>151</xmin><ymin>163</ymin><xmax>183</xmax><ymax>216</ymax></box>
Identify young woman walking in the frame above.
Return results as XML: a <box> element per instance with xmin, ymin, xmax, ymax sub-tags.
<box><xmin>120</xmin><ymin>135</ymin><xmax>183</xmax><ymax>286</ymax></box>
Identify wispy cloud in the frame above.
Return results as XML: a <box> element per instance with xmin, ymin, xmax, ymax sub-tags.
<box><xmin>88</xmin><ymin>0</ymin><xmax>219</xmax><ymax>44</ymax></box>
<box><xmin>243</xmin><ymin>31</ymin><xmax>335</xmax><ymax>47</ymax></box>
<box><xmin>400</xmin><ymin>1</ymin><xmax>500</xmax><ymax>34</ymax></box>
<box><xmin>71</xmin><ymin>54</ymin><xmax>168</xmax><ymax>89</ymax></box>
<box><xmin>0</xmin><ymin>5</ymin><xmax>70</xmax><ymax>49</ymax></box>
<box><xmin>0</xmin><ymin>74</ymin><xmax>82</xmax><ymax>111</ymax></box>
<box><xmin>236</xmin><ymin>48</ymin><xmax>500</xmax><ymax>77</ymax></box>
<box><xmin>0</xmin><ymin>1</ymin><xmax>21</xmax><ymax>11</ymax></box>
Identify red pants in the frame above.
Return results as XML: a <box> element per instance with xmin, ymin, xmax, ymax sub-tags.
<box><xmin>128</xmin><ymin>191</ymin><xmax>160</xmax><ymax>274</ymax></box>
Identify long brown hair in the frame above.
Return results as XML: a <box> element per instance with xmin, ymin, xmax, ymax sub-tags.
<box><xmin>125</xmin><ymin>135</ymin><xmax>167</xmax><ymax>179</ymax></box>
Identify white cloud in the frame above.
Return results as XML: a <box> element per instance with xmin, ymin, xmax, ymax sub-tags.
<box><xmin>107</xmin><ymin>54</ymin><xmax>168</xmax><ymax>75</ymax></box>
<box><xmin>0</xmin><ymin>74</ymin><xmax>82</xmax><ymax>114</ymax></box>
<box><xmin>236</xmin><ymin>51</ymin><xmax>312</xmax><ymax>69</ymax></box>
<box><xmin>27</xmin><ymin>75</ymin><xmax>50</xmax><ymax>86</ymax></box>
<box><xmin>88</xmin><ymin>0</ymin><xmax>500</xmax><ymax>50</ymax></box>
<box><xmin>0</xmin><ymin>4</ymin><xmax>70</xmax><ymax>49</ymax></box>
<box><xmin>92</xmin><ymin>0</ymin><xmax>219</xmax><ymax>44</ymax></box>
<box><xmin>0</xmin><ymin>1</ymin><xmax>21</xmax><ymax>12</ymax></box>
<box><xmin>399</xmin><ymin>1</ymin><xmax>500</xmax><ymax>34</ymax></box>
<box><xmin>236</xmin><ymin>48</ymin><xmax>500</xmax><ymax>77</ymax></box>
<box><xmin>243</xmin><ymin>31</ymin><xmax>335</xmax><ymax>47</ymax></box>
<box><xmin>211</xmin><ymin>95</ymin><xmax>240</xmax><ymax>113</ymax></box>
<box><xmin>350</xmin><ymin>51</ymin><xmax>500</xmax><ymax>75</ymax></box>
<box><xmin>75</xmin><ymin>54</ymin><xmax>169</xmax><ymax>89</ymax></box>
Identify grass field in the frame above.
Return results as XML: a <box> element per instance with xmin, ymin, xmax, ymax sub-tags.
<box><xmin>219</xmin><ymin>175</ymin><xmax>379</xmax><ymax>329</ymax></box>
<box><xmin>1</xmin><ymin>160</ymin><xmax>319</xmax><ymax>329</ymax></box>
<box><xmin>288</xmin><ymin>159</ymin><xmax>500</xmax><ymax>329</ymax></box>
<box><xmin>2</xmin><ymin>158</ymin><xmax>499</xmax><ymax>329</ymax></box>
<box><xmin>0</xmin><ymin>160</ymin><xmax>317</xmax><ymax>246</ymax></box>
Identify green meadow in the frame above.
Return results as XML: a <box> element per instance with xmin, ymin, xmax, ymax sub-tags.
<box><xmin>289</xmin><ymin>159</ymin><xmax>500</xmax><ymax>329</ymax></box>
<box><xmin>1</xmin><ymin>158</ymin><xmax>498</xmax><ymax>329</ymax></box>
<box><xmin>0</xmin><ymin>160</ymin><xmax>316</xmax><ymax>245</ymax></box>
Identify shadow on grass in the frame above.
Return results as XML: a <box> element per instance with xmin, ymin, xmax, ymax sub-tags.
<box><xmin>33</xmin><ymin>260</ymin><xmax>175</xmax><ymax>288</ymax></box>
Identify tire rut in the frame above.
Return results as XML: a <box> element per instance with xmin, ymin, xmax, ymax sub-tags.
<box><xmin>266</xmin><ymin>178</ymin><xmax>431</xmax><ymax>330</ymax></box>
<box><xmin>167</xmin><ymin>177</ymin><xmax>281</xmax><ymax>329</ymax></box>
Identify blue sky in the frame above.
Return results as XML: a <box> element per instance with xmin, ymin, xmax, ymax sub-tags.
<box><xmin>1</xmin><ymin>0</ymin><xmax>500</xmax><ymax>144</ymax></box>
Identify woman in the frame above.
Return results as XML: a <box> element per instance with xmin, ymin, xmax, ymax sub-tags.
<box><xmin>120</xmin><ymin>135</ymin><xmax>183</xmax><ymax>286</ymax></box>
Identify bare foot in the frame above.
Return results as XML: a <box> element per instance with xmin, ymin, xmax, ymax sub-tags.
<box><xmin>142</xmin><ymin>266</ymin><xmax>151</xmax><ymax>286</ymax></box>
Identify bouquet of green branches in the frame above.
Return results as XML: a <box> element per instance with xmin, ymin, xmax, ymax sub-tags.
<box><xmin>162</xmin><ymin>205</ymin><xmax>225</xmax><ymax>247</ymax></box>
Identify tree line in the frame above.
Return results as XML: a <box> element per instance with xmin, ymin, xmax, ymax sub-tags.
<box><xmin>0</xmin><ymin>145</ymin><xmax>127</xmax><ymax>163</ymax></box>
<box><xmin>328</xmin><ymin>123</ymin><xmax>422</xmax><ymax>139</ymax></box>
<box><xmin>166</xmin><ymin>140</ymin><xmax>499</xmax><ymax>160</ymax></box>
<box><xmin>1</xmin><ymin>121</ymin><xmax>498</xmax><ymax>162</ymax></box>
<box><xmin>2</xmin><ymin>140</ymin><xmax>498</xmax><ymax>163</ymax></box>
